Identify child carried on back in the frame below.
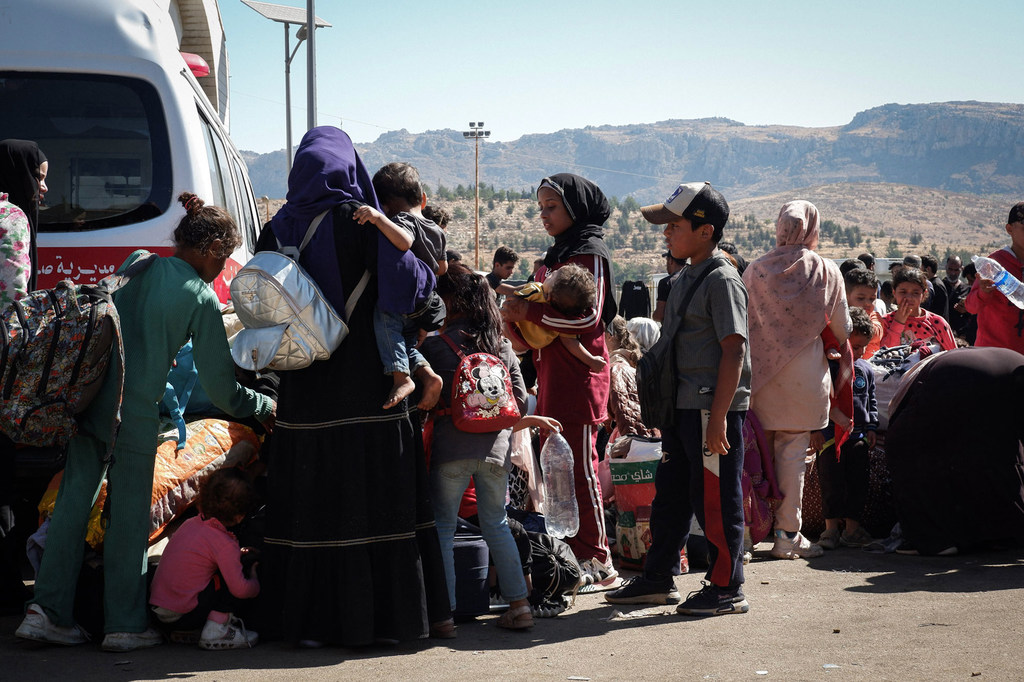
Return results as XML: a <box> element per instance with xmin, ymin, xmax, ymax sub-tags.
<box><xmin>149</xmin><ymin>468</ymin><xmax>260</xmax><ymax>650</ymax></box>
<box><xmin>507</xmin><ymin>263</ymin><xmax>607</xmax><ymax>372</ymax></box>
<box><xmin>354</xmin><ymin>162</ymin><xmax>445</xmax><ymax>409</ymax></box>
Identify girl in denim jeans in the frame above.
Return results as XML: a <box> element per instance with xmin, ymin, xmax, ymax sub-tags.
<box><xmin>420</xmin><ymin>266</ymin><xmax>559</xmax><ymax>630</ymax></box>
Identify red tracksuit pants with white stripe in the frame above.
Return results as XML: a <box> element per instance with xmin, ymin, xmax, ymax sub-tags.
<box><xmin>644</xmin><ymin>410</ymin><xmax>746</xmax><ymax>589</ymax></box>
<box><xmin>547</xmin><ymin>421</ymin><xmax>610</xmax><ymax>566</ymax></box>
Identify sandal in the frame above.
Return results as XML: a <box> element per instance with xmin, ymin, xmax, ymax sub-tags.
<box><xmin>429</xmin><ymin>619</ymin><xmax>457</xmax><ymax>639</ymax></box>
<box><xmin>497</xmin><ymin>605</ymin><xmax>534</xmax><ymax>630</ymax></box>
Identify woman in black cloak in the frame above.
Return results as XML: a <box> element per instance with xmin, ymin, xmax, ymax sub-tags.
<box><xmin>886</xmin><ymin>347</ymin><xmax>1024</xmax><ymax>555</ymax></box>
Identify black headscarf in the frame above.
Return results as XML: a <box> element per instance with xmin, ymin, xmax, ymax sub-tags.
<box><xmin>0</xmin><ymin>140</ymin><xmax>46</xmax><ymax>290</ymax></box>
<box><xmin>538</xmin><ymin>173</ymin><xmax>617</xmax><ymax>324</ymax></box>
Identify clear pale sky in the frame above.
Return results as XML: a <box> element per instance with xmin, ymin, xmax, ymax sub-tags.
<box><xmin>220</xmin><ymin>0</ymin><xmax>1023</xmax><ymax>154</ymax></box>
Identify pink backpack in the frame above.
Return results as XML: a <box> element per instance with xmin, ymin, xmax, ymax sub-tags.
<box><xmin>435</xmin><ymin>334</ymin><xmax>520</xmax><ymax>433</ymax></box>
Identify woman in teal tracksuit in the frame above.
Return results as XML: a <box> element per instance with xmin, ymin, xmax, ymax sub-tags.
<box><xmin>17</xmin><ymin>192</ymin><xmax>275</xmax><ymax>652</ymax></box>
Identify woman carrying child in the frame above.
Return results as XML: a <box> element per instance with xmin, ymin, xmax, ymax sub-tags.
<box><xmin>149</xmin><ymin>468</ymin><xmax>260</xmax><ymax>649</ymax></box>
<box><xmin>502</xmin><ymin>173</ymin><xmax>618</xmax><ymax>586</ymax></box>
<box><xmin>420</xmin><ymin>266</ymin><xmax>560</xmax><ymax>630</ymax></box>
<box><xmin>257</xmin><ymin>127</ymin><xmax>451</xmax><ymax>647</ymax></box>
<box><xmin>17</xmin><ymin>193</ymin><xmax>276</xmax><ymax>652</ymax></box>
<box><xmin>881</xmin><ymin>266</ymin><xmax>957</xmax><ymax>351</ymax></box>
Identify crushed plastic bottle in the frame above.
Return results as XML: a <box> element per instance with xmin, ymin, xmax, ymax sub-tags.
<box><xmin>539</xmin><ymin>432</ymin><xmax>579</xmax><ymax>539</ymax></box>
<box><xmin>972</xmin><ymin>255</ymin><xmax>1024</xmax><ymax>310</ymax></box>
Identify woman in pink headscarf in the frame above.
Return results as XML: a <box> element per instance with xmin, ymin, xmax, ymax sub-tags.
<box><xmin>743</xmin><ymin>200</ymin><xmax>850</xmax><ymax>560</ymax></box>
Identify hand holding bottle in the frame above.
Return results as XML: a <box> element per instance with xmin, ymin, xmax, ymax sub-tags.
<box><xmin>972</xmin><ymin>256</ymin><xmax>1024</xmax><ymax>309</ymax></box>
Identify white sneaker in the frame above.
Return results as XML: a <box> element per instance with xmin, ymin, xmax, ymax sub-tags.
<box><xmin>579</xmin><ymin>558</ymin><xmax>619</xmax><ymax>586</ymax></box>
<box><xmin>15</xmin><ymin>605</ymin><xmax>89</xmax><ymax>646</ymax></box>
<box><xmin>199</xmin><ymin>615</ymin><xmax>258</xmax><ymax>650</ymax></box>
<box><xmin>771</xmin><ymin>532</ymin><xmax>824</xmax><ymax>559</ymax></box>
<box><xmin>101</xmin><ymin>627</ymin><xmax>163</xmax><ymax>652</ymax></box>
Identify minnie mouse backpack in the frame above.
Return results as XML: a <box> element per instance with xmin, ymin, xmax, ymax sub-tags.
<box><xmin>435</xmin><ymin>334</ymin><xmax>521</xmax><ymax>433</ymax></box>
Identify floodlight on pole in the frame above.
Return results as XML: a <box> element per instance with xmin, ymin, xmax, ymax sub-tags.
<box><xmin>240</xmin><ymin>0</ymin><xmax>331</xmax><ymax>174</ymax></box>
<box><xmin>462</xmin><ymin>121</ymin><xmax>491</xmax><ymax>270</ymax></box>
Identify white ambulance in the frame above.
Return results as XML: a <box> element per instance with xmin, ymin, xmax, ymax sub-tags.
<box><xmin>0</xmin><ymin>0</ymin><xmax>261</xmax><ymax>302</ymax></box>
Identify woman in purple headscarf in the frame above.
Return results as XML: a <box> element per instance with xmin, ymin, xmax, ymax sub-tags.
<box><xmin>257</xmin><ymin>127</ymin><xmax>451</xmax><ymax>646</ymax></box>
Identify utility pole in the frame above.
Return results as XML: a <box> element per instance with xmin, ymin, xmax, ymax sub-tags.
<box><xmin>462</xmin><ymin>122</ymin><xmax>490</xmax><ymax>270</ymax></box>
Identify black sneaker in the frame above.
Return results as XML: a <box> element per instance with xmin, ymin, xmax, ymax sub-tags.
<box><xmin>675</xmin><ymin>581</ymin><xmax>749</xmax><ymax>616</ymax></box>
<box><xmin>605</xmin><ymin>576</ymin><xmax>681</xmax><ymax>605</ymax></box>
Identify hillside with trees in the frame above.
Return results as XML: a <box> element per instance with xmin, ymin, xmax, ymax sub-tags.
<box><xmin>262</xmin><ymin>180</ymin><xmax>1012</xmax><ymax>288</ymax></box>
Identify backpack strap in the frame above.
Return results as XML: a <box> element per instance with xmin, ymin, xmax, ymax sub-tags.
<box><xmin>344</xmin><ymin>270</ymin><xmax>371</xmax><ymax>320</ymax></box>
<box><xmin>275</xmin><ymin>210</ymin><xmax>369</xmax><ymax>322</ymax></box>
<box><xmin>439</xmin><ymin>332</ymin><xmax>465</xmax><ymax>359</ymax></box>
<box><xmin>432</xmin><ymin>333</ymin><xmax>463</xmax><ymax>418</ymax></box>
<box><xmin>84</xmin><ymin>251</ymin><xmax>158</xmax><ymax>301</ymax></box>
<box><xmin>661</xmin><ymin>257</ymin><xmax>727</xmax><ymax>341</ymax></box>
<box><xmin>277</xmin><ymin>210</ymin><xmax>329</xmax><ymax>260</ymax></box>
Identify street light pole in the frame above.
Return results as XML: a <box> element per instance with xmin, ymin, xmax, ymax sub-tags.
<box><xmin>462</xmin><ymin>122</ymin><xmax>490</xmax><ymax>271</ymax></box>
<box><xmin>283</xmin><ymin>24</ymin><xmax>308</xmax><ymax>175</ymax></box>
<box><xmin>240</xmin><ymin>1</ymin><xmax>332</xmax><ymax>175</ymax></box>
<box><xmin>306</xmin><ymin>0</ymin><xmax>317</xmax><ymax>131</ymax></box>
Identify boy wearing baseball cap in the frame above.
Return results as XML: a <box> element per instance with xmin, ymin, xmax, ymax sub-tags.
<box><xmin>606</xmin><ymin>181</ymin><xmax>752</xmax><ymax>616</ymax></box>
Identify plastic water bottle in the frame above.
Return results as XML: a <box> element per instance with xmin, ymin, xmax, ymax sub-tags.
<box><xmin>539</xmin><ymin>432</ymin><xmax>579</xmax><ymax>539</ymax></box>
<box><xmin>972</xmin><ymin>256</ymin><xmax>1024</xmax><ymax>310</ymax></box>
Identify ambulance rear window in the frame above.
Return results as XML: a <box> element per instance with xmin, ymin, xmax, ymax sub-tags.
<box><xmin>0</xmin><ymin>72</ymin><xmax>171</xmax><ymax>231</ymax></box>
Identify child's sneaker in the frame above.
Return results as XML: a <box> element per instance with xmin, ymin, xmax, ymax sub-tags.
<box><xmin>818</xmin><ymin>527</ymin><xmax>841</xmax><ymax>550</ymax></box>
<box><xmin>198</xmin><ymin>615</ymin><xmax>258</xmax><ymax>650</ymax></box>
<box><xmin>771</xmin><ymin>531</ymin><xmax>824</xmax><ymax>559</ymax></box>
<box><xmin>676</xmin><ymin>581</ymin><xmax>749</xmax><ymax>617</ymax></box>
<box><xmin>14</xmin><ymin>604</ymin><xmax>89</xmax><ymax>646</ymax></box>
<box><xmin>578</xmin><ymin>558</ymin><xmax>619</xmax><ymax>592</ymax></box>
<box><xmin>839</xmin><ymin>526</ymin><xmax>873</xmax><ymax>548</ymax></box>
<box><xmin>531</xmin><ymin>595</ymin><xmax>570</xmax><ymax>618</ymax></box>
<box><xmin>605</xmin><ymin>576</ymin><xmax>681</xmax><ymax>605</ymax></box>
<box><xmin>101</xmin><ymin>628</ymin><xmax>163</xmax><ymax>652</ymax></box>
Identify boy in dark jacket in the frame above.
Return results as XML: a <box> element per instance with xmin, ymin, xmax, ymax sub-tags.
<box><xmin>814</xmin><ymin>307</ymin><xmax>879</xmax><ymax>549</ymax></box>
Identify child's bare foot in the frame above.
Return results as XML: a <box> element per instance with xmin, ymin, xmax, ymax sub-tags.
<box><xmin>584</xmin><ymin>355</ymin><xmax>608</xmax><ymax>373</ymax></box>
<box><xmin>415</xmin><ymin>365</ymin><xmax>443</xmax><ymax>411</ymax></box>
<box><xmin>384</xmin><ymin>373</ymin><xmax>415</xmax><ymax>409</ymax></box>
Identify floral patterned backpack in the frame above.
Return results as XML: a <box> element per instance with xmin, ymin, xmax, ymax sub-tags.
<box><xmin>433</xmin><ymin>333</ymin><xmax>521</xmax><ymax>433</ymax></box>
<box><xmin>0</xmin><ymin>252</ymin><xmax>156</xmax><ymax>454</ymax></box>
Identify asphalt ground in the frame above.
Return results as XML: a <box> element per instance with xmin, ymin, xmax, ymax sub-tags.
<box><xmin>4</xmin><ymin>543</ymin><xmax>1023</xmax><ymax>681</ymax></box>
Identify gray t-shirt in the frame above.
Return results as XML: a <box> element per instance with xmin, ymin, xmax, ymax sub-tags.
<box><xmin>393</xmin><ymin>212</ymin><xmax>447</xmax><ymax>274</ymax></box>
<box><xmin>666</xmin><ymin>254</ymin><xmax>751</xmax><ymax>412</ymax></box>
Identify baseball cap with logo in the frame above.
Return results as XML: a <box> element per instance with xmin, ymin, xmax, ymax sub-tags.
<box><xmin>640</xmin><ymin>181</ymin><xmax>730</xmax><ymax>233</ymax></box>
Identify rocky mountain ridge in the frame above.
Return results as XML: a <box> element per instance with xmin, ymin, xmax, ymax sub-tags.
<box><xmin>242</xmin><ymin>101</ymin><xmax>1024</xmax><ymax>202</ymax></box>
